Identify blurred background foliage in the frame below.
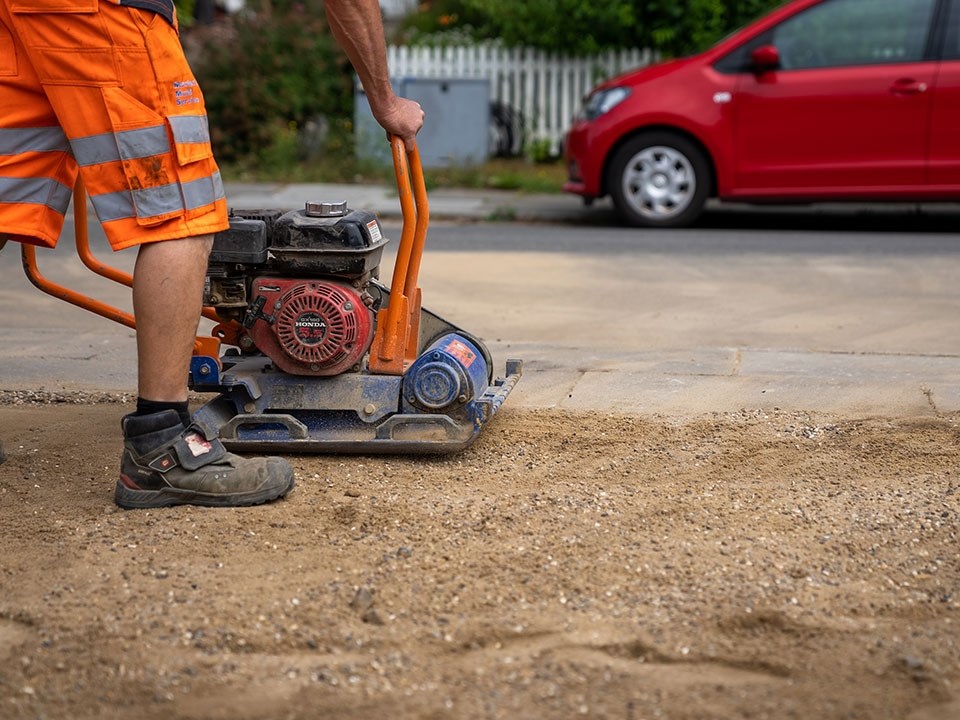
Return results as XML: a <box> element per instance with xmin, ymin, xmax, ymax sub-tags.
<box><xmin>399</xmin><ymin>0</ymin><xmax>785</xmax><ymax>57</ymax></box>
<box><xmin>182</xmin><ymin>0</ymin><xmax>352</xmax><ymax>170</ymax></box>
<box><xmin>173</xmin><ymin>0</ymin><xmax>786</xmax><ymax>181</ymax></box>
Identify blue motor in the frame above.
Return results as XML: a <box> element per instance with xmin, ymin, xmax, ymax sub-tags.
<box><xmin>402</xmin><ymin>334</ymin><xmax>490</xmax><ymax>413</ymax></box>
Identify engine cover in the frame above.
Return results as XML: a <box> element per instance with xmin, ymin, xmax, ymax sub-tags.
<box><xmin>246</xmin><ymin>278</ymin><xmax>374</xmax><ymax>376</ymax></box>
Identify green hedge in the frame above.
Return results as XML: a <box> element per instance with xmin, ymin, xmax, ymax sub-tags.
<box><xmin>183</xmin><ymin>1</ymin><xmax>353</xmax><ymax>167</ymax></box>
<box><xmin>399</xmin><ymin>0</ymin><xmax>786</xmax><ymax>57</ymax></box>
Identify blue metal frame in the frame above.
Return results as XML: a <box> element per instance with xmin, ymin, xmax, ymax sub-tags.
<box><xmin>189</xmin><ymin>341</ymin><xmax>522</xmax><ymax>454</ymax></box>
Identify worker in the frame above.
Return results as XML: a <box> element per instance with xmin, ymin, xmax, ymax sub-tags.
<box><xmin>0</xmin><ymin>0</ymin><xmax>424</xmax><ymax>508</ymax></box>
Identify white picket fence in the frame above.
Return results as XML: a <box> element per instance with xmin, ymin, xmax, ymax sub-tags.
<box><xmin>386</xmin><ymin>44</ymin><xmax>656</xmax><ymax>154</ymax></box>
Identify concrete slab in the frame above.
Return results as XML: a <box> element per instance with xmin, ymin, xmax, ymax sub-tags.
<box><xmin>493</xmin><ymin>344</ymin><xmax>960</xmax><ymax>417</ymax></box>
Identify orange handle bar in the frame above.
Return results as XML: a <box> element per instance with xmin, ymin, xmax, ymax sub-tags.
<box><xmin>368</xmin><ymin>136</ymin><xmax>429</xmax><ymax>375</ymax></box>
<box><xmin>69</xmin><ymin>178</ymin><xmax>230</xmax><ymax>328</ymax></box>
<box><xmin>21</xmin><ymin>180</ymin><xmax>137</xmax><ymax>330</ymax></box>
<box><xmin>21</xmin><ymin>178</ymin><xmax>222</xmax><ymax>357</ymax></box>
<box><xmin>22</xmin><ymin>241</ymin><xmax>137</xmax><ymax>330</ymax></box>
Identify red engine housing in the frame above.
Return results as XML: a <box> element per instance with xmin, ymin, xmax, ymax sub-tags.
<box><xmin>246</xmin><ymin>277</ymin><xmax>374</xmax><ymax>376</ymax></box>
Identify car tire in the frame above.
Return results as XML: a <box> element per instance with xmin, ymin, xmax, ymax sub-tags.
<box><xmin>607</xmin><ymin>132</ymin><xmax>711</xmax><ymax>228</ymax></box>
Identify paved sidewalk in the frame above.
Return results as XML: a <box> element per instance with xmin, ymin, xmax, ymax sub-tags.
<box><xmin>222</xmin><ymin>181</ymin><xmax>608</xmax><ymax>224</ymax></box>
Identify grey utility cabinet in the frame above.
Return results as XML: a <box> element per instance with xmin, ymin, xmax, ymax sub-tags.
<box><xmin>355</xmin><ymin>78</ymin><xmax>490</xmax><ymax>168</ymax></box>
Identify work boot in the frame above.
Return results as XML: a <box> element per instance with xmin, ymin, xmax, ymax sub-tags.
<box><xmin>115</xmin><ymin>410</ymin><xmax>294</xmax><ymax>509</ymax></box>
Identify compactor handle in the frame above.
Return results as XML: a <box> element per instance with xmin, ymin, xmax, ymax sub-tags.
<box><xmin>368</xmin><ymin>136</ymin><xmax>429</xmax><ymax>375</ymax></box>
<box><xmin>21</xmin><ymin>181</ymin><xmax>138</xmax><ymax>330</ymax></box>
<box><xmin>21</xmin><ymin>178</ymin><xmax>224</xmax><ymax>358</ymax></box>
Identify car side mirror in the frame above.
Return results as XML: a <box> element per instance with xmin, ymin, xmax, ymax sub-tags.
<box><xmin>750</xmin><ymin>44</ymin><xmax>781</xmax><ymax>72</ymax></box>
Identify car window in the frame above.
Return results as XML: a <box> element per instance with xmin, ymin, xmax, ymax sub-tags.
<box><xmin>771</xmin><ymin>0</ymin><xmax>936</xmax><ymax>70</ymax></box>
<box><xmin>713</xmin><ymin>30</ymin><xmax>770</xmax><ymax>74</ymax></box>
<box><xmin>944</xmin><ymin>0</ymin><xmax>960</xmax><ymax>59</ymax></box>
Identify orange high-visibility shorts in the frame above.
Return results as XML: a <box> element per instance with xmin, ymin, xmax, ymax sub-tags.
<box><xmin>0</xmin><ymin>0</ymin><xmax>228</xmax><ymax>250</ymax></box>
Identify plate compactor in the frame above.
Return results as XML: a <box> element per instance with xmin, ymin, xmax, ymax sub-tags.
<box><xmin>21</xmin><ymin>137</ymin><xmax>521</xmax><ymax>454</ymax></box>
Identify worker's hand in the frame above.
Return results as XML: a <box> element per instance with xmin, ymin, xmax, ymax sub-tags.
<box><xmin>373</xmin><ymin>96</ymin><xmax>424</xmax><ymax>151</ymax></box>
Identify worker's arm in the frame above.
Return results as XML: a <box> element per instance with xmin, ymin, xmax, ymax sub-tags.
<box><xmin>324</xmin><ymin>0</ymin><xmax>424</xmax><ymax>148</ymax></box>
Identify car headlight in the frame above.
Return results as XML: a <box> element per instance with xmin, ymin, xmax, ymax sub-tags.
<box><xmin>581</xmin><ymin>86</ymin><xmax>631</xmax><ymax>121</ymax></box>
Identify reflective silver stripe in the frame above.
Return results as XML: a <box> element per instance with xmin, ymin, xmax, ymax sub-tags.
<box><xmin>183</xmin><ymin>172</ymin><xmax>225</xmax><ymax>209</ymax></box>
<box><xmin>119</xmin><ymin>126</ymin><xmax>171</xmax><ymax>162</ymax></box>
<box><xmin>90</xmin><ymin>191</ymin><xmax>134</xmax><ymax>222</ymax></box>
<box><xmin>70</xmin><ymin>134</ymin><xmax>119</xmax><ymax>167</ymax></box>
<box><xmin>91</xmin><ymin>183</ymin><xmax>182</xmax><ymax>222</ymax></box>
<box><xmin>91</xmin><ymin>171</ymin><xmax>224</xmax><ymax>222</ymax></box>
<box><xmin>134</xmin><ymin>183</ymin><xmax>184</xmax><ymax>219</ymax></box>
<box><xmin>212</xmin><ymin>171</ymin><xmax>225</xmax><ymax>202</ymax></box>
<box><xmin>168</xmin><ymin>115</ymin><xmax>211</xmax><ymax>145</ymax></box>
<box><xmin>0</xmin><ymin>176</ymin><xmax>73</xmax><ymax>213</ymax></box>
<box><xmin>0</xmin><ymin>127</ymin><xmax>71</xmax><ymax>156</ymax></box>
<box><xmin>70</xmin><ymin>125</ymin><xmax>170</xmax><ymax>167</ymax></box>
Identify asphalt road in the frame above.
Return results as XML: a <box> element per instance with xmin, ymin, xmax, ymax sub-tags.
<box><xmin>3</xmin><ymin>205</ymin><xmax>960</xmax><ymax>418</ymax></box>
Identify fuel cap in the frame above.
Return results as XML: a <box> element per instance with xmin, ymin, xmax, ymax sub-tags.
<box><xmin>304</xmin><ymin>201</ymin><xmax>348</xmax><ymax>218</ymax></box>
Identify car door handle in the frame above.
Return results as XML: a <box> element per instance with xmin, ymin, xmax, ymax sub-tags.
<box><xmin>890</xmin><ymin>78</ymin><xmax>928</xmax><ymax>95</ymax></box>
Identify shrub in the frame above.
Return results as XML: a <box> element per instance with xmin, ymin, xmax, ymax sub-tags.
<box><xmin>186</xmin><ymin>1</ymin><xmax>353</xmax><ymax>166</ymax></box>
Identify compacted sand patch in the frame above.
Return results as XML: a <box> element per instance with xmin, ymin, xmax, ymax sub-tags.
<box><xmin>1</xmin><ymin>400</ymin><xmax>959</xmax><ymax>720</ymax></box>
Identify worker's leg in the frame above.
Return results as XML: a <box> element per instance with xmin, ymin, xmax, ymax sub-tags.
<box><xmin>119</xmin><ymin>232</ymin><xmax>295</xmax><ymax>509</ymax></box>
<box><xmin>132</xmin><ymin>235</ymin><xmax>213</xmax><ymax>403</ymax></box>
<box><xmin>120</xmin><ymin>233</ymin><xmax>295</xmax><ymax>510</ymax></box>
<box><xmin>2</xmin><ymin>0</ymin><xmax>294</xmax><ymax>508</ymax></box>
<box><xmin>121</xmin><ymin>231</ymin><xmax>297</xmax><ymax>508</ymax></box>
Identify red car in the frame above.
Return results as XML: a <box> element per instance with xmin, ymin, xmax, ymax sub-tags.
<box><xmin>564</xmin><ymin>0</ymin><xmax>958</xmax><ymax>227</ymax></box>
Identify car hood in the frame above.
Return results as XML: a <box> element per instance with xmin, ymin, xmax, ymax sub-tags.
<box><xmin>595</xmin><ymin>55</ymin><xmax>702</xmax><ymax>91</ymax></box>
